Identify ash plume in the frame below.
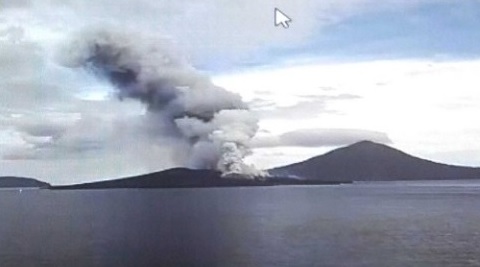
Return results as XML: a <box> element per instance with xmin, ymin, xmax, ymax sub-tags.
<box><xmin>57</xmin><ymin>28</ymin><xmax>261</xmax><ymax>177</ymax></box>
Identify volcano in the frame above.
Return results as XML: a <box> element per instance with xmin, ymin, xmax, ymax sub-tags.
<box><xmin>49</xmin><ymin>168</ymin><xmax>344</xmax><ymax>190</ymax></box>
<box><xmin>269</xmin><ymin>141</ymin><xmax>480</xmax><ymax>182</ymax></box>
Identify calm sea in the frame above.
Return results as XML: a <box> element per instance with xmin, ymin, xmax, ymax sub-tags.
<box><xmin>1</xmin><ymin>181</ymin><xmax>480</xmax><ymax>267</ymax></box>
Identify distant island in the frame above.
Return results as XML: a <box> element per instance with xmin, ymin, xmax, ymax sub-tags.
<box><xmin>269</xmin><ymin>140</ymin><xmax>480</xmax><ymax>181</ymax></box>
<box><xmin>49</xmin><ymin>168</ymin><xmax>345</xmax><ymax>190</ymax></box>
<box><xmin>3</xmin><ymin>140</ymin><xmax>480</xmax><ymax>190</ymax></box>
<box><xmin>0</xmin><ymin>177</ymin><xmax>51</xmax><ymax>189</ymax></box>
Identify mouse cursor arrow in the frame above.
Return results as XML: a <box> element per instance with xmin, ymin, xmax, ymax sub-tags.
<box><xmin>274</xmin><ymin>8</ymin><xmax>292</xmax><ymax>29</ymax></box>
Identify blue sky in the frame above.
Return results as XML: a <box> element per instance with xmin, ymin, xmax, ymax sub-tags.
<box><xmin>208</xmin><ymin>1</ymin><xmax>480</xmax><ymax>71</ymax></box>
<box><xmin>308</xmin><ymin>1</ymin><xmax>480</xmax><ymax>57</ymax></box>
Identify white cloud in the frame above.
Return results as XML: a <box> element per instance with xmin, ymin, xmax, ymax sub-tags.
<box><xmin>216</xmin><ymin>59</ymin><xmax>480</xmax><ymax>169</ymax></box>
<box><xmin>253</xmin><ymin>128</ymin><xmax>391</xmax><ymax>148</ymax></box>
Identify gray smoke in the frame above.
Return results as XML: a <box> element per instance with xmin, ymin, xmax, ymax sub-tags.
<box><xmin>57</xmin><ymin>28</ymin><xmax>261</xmax><ymax>177</ymax></box>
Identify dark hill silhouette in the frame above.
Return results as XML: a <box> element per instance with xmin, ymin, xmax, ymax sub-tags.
<box><xmin>269</xmin><ymin>141</ymin><xmax>480</xmax><ymax>181</ymax></box>
<box><xmin>50</xmin><ymin>168</ymin><xmax>345</xmax><ymax>190</ymax></box>
<box><xmin>0</xmin><ymin>177</ymin><xmax>50</xmax><ymax>188</ymax></box>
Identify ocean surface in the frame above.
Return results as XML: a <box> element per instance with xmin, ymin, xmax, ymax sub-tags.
<box><xmin>1</xmin><ymin>181</ymin><xmax>480</xmax><ymax>267</ymax></box>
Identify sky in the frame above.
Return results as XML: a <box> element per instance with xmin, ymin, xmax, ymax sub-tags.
<box><xmin>1</xmin><ymin>0</ymin><xmax>480</xmax><ymax>184</ymax></box>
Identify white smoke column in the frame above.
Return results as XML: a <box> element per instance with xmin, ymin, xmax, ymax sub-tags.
<box><xmin>57</xmin><ymin>27</ymin><xmax>262</xmax><ymax>177</ymax></box>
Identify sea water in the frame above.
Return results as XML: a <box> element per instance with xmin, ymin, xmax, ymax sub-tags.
<box><xmin>1</xmin><ymin>181</ymin><xmax>480</xmax><ymax>267</ymax></box>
